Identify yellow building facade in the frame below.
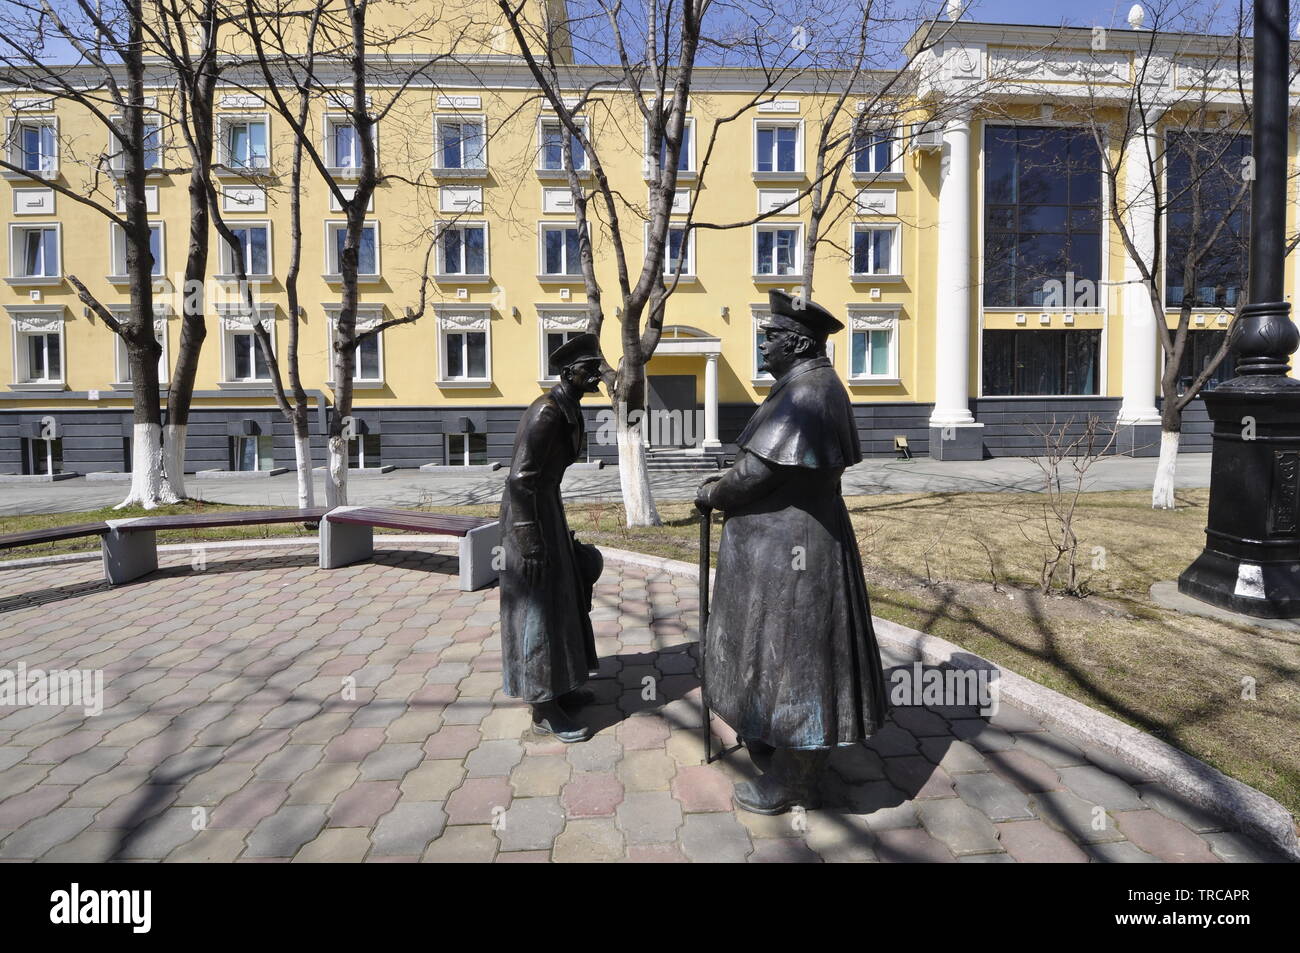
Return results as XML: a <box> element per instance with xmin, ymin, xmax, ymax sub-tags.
<box><xmin>1</xmin><ymin>16</ymin><xmax>1290</xmax><ymax>474</ymax></box>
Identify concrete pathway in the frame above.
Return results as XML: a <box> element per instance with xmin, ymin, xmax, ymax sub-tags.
<box><xmin>0</xmin><ymin>454</ymin><xmax>1212</xmax><ymax>516</ymax></box>
<box><xmin>0</xmin><ymin>541</ymin><xmax>1277</xmax><ymax>863</ymax></box>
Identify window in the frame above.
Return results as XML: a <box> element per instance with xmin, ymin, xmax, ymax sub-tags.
<box><xmin>327</xmin><ymin>310</ymin><xmax>384</xmax><ymax>384</ymax></box>
<box><xmin>540</xmin><ymin>224</ymin><xmax>584</xmax><ymax>276</ymax></box>
<box><xmin>326</xmin><ymin>117</ymin><xmax>362</xmax><ymax>170</ymax></box>
<box><xmin>110</xmin><ymin>223</ymin><xmax>164</xmax><ymax>279</ymax></box>
<box><xmin>981</xmin><ymin>329</ymin><xmax>1101</xmax><ymax>396</ymax></box>
<box><xmin>539</xmin><ymin>120</ymin><xmax>586</xmax><ymax>172</ymax></box>
<box><xmin>443</xmin><ymin>327</ymin><xmax>488</xmax><ymax>379</ymax></box>
<box><xmin>1169</xmin><ymin>329</ymin><xmax>1238</xmax><ymax>394</ymax></box>
<box><xmin>447</xmin><ymin>433</ymin><xmax>488</xmax><ymax>466</ymax></box>
<box><xmin>349</xmin><ymin>433</ymin><xmax>382</xmax><ymax>468</ymax></box>
<box><xmin>438</xmin><ymin>223</ymin><xmax>488</xmax><ymax>277</ymax></box>
<box><xmin>755</xmin><ymin>225</ymin><xmax>801</xmax><ymax>276</ymax></box>
<box><xmin>222</xmin><ymin>116</ymin><xmax>269</xmax><ymax>170</ymax></box>
<box><xmin>1164</xmin><ymin>133</ymin><xmax>1250</xmax><ymax>310</ymax></box>
<box><xmin>853</xmin><ymin>126</ymin><xmax>897</xmax><ymax>175</ymax></box>
<box><xmin>756</xmin><ymin>122</ymin><xmax>800</xmax><ymax>173</ymax></box>
<box><xmin>852</xmin><ymin>225</ymin><xmax>897</xmax><ymax>277</ymax></box>
<box><xmin>22</xmin><ymin>436</ymin><xmax>63</xmax><ymax>475</ymax></box>
<box><xmin>10</xmin><ymin>225</ymin><xmax>59</xmax><ymax>280</ymax></box>
<box><xmin>664</xmin><ymin>226</ymin><xmax>695</xmax><ymax>277</ymax></box>
<box><xmin>230</xmin><ymin>434</ymin><xmax>274</xmax><ymax>471</ymax></box>
<box><xmin>983</xmin><ymin>125</ymin><xmax>1101</xmax><ymax>308</ymax></box>
<box><xmin>112</xmin><ymin>311</ymin><xmax>168</xmax><ymax>385</ymax></box>
<box><xmin>325</xmin><ymin>221</ymin><xmax>379</xmax><ymax>278</ymax></box>
<box><xmin>229</xmin><ymin>330</ymin><xmax>271</xmax><ymax>381</ymax></box>
<box><xmin>849</xmin><ymin>314</ymin><xmax>897</xmax><ymax>379</ymax></box>
<box><xmin>542</xmin><ymin>326</ymin><xmax>585</xmax><ymax>380</ymax></box>
<box><xmin>647</xmin><ymin>118</ymin><xmax>694</xmax><ymax>176</ymax></box>
<box><xmin>110</xmin><ymin>119</ymin><xmax>161</xmax><ymax>172</ymax></box>
<box><xmin>19</xmin><ymin>329</ymin><xmax>61</xmax><ymax>382</ymax></box>
<box><xmin>436</xmin><ymin>117</ymin><xmax>486</xmax><ymax>170</ymax></box>
<box><xmin>8</xmin><ymin>119</ymin><xmax>56</xmax><ymax>174</ymax></box>
<box><xmin>219</xmin><ymin>306</ymin><xmax>276</xmax><ymax>384</ymax></box>
<box><xmin>220</xmin><ymin>223</ymin><xmax>271</xmax><ymax>277</ymax></box>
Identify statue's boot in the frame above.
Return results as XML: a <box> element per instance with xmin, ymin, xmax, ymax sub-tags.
<box><xmin>733</xmin><ymin>748</ymin><xmax>827</xmax><ymax>815</ymax></box>
<box><xmin>531</xmin><ymin>700</ymin><xmax>591</xmax><ymax>743</ymax></box>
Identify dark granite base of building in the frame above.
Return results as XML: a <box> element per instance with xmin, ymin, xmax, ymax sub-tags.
<box><xmin>0</xmin><ymin>397</ymin><xmax>1212</xmax><ymax>474</ymax></box>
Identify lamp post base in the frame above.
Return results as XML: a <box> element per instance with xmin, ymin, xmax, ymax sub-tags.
<box><xmin>1177</xmin><ymin>379</ymin><xmax>1300</xmax><ymax>619</ymax></box>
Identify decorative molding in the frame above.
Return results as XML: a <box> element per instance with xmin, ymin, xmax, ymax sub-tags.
<box><xmin>12</xmin><ymin>98</ymin><xmax>54</xmax><ymax>111</ymax></box>
<box><xmin>218</xmin><ymin>94</ymin><xmax>265</xmax><ymax>109</ymax></box>
<box><xmin>438</xmin><ymin>94</ymin><xmax>482</xmax><ymax>110</ymax></box>
<box><xmin>856</xmin><ymin>189</ymin><xmax>897</xmax><ymax>216</ymax></box>
<box><xmin>440</xmin><ymin>185</ymin><xmax>483</xmax><ymax>213</ymax></box>
<box><xmin>757</xmin><ymin>99</ymin><xmax>799</xmax><ymax>114</ymax></box>
<box><xmin>12</xmin><ymin>188</ymin><xmax>54</xmax><ymax>215</ymax></box>
<box><xmin>989</xmin><ymin>47</ymin><xmax>1130</xmax><ymax>85</ymax></box>
<box><xmin>435</xmin><ymin>303</ymin><xmax>491</xmax><ymax>330</ymax></box>
<box><xmin>216</xmin><ymin>302</ymin><xmax>274</xmax><ymax>331</ymax></box>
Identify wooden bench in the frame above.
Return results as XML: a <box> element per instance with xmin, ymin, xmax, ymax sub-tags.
<box><xmin>320</xmin><ymin>506</ymin><xmax>500</xmax><ymax>591</ymax></box>
<box><xmin>0</xmin><ymin>521</ymin><xmax>110</xmax><ymax>552</ymax></box>
<box><xmin>102</xmin><ymin>508</ymin><xmax>329</xmax><ymax>586</ymax></box>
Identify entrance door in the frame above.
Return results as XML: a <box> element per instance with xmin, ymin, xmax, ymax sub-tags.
<box><xmin>647</xmin><ymin>374</ymin><xmax>697</xmax><ymax>448</ymax></box>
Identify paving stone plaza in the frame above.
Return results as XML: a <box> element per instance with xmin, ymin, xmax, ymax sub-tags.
<box><xmin>0</xmin><ymin>544</ymin><xmax>1286</xmax><ymax>863</ymax></box>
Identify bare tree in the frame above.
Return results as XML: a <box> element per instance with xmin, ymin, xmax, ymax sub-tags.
<box><xmin>0</xmin><ymin>0</ymin><xmax>181</xmax><ymax>506</ymax></box>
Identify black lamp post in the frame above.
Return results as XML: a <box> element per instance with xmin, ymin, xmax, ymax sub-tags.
<box><xmin>1178</xmin><ymin>0</ymin><xmax>1300</xmax><ymax>617</ymax></box>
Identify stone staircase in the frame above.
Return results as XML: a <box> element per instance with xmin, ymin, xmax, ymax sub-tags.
<box><xmin>645</xmin><ymin>448</ymin><xmax>727</xmax><ymax>472</ymax></box>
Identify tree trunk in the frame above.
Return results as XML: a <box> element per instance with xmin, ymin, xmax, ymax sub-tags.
<box><xmin>294</xmin><ymin>427</ymin><xmax>315</xmax><ymax>509</ymax></box>
<box><xmin>1152</xmin><ymin>429</ymin><xmax>1180</xmax><ymax>509</ymax></box>
<box><xmin>163</xmin><ymin>423</ymin><xmax>187</xmax><ymax>498</ymax></box>
<box><xmin>616</xmin><ymin>414</ymin><xmax>660</xmax><ymax>526</ymax></box>
<box><xmin>122</xmin><ymin>421</ymin><xmax>179</xmax><ymax>509</ymax></box>
<box><xmin>326</xmin><ymin>433</ymin><xmax>348</xmax><ymax>507</ymax></box>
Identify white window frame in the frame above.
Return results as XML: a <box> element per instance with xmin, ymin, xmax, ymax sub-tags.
<box><xmin>216</xmin><ymin>113</ymin><xmax>270</xmax><ymax>174</ymax></box>
<box><xmin>753</xmin><ymin>119</ymin><xmax>804</xmax><ymax>177</ymax></box>
<box><xmin>536</xmin><ymin>307</ymin><xmax>591</xmax><ymax>382</ymax></box>
<box><xmin>323</xmin><ymin>113</ymin><xmax>375</xmax><ymax>176</ymax></box>
<box><xmin>750</xmin><ymin>305</ymin><xmax>775</xmax><ymax>384</ymax></box>
<box><xmin>846</xmin><ymin>307</ymin><xmax>901</xmax><ymax>383</ymax></box>
<box><xmin>218</xmin><ymin>220</ymin><xmax>273</xmax><ymax>279</ymax></box>
<box><xmin>850</xmin><ymin>223</ymin><xmax>902</xmax><ymax>281</ymax></box>
<box><xmin>109</xmin><ymin>115</ymin><xmax>163</xmax><ymax>175</ymax></box>
<box><xmin>753</xmin><ymin>223</ymin><xmax>804</xmax><ymax>280</ymax></box>
<box><xmin>643</xmin><ymin>116</ymin><xmax>696</xmax><ymax>180</ymax></box>
<box><xmin>433</xmin><ymin>114</ymin><xmax>488</xmax><ymax>175</ymax></box>
<box><xmin>324</xmin><ymin>220</ymin><xmax>380</xmax><ymax>281</ymax></box>
<box><xmin>851</xmin><ymin>124</ymin><xmax>903</xmax><ymax>179</ymax></box>
<box><xmin>435</xmin><ymin>305</ymin><xmax>492</xmax><ymax>387</ymax></box>
<box><xmin>435</xmin><ymin>220</ymin><xmax>491</xmax><ymax>280</ymax></box>
<box><xmin>538</xmin><ymin>221</ymin><xmax>587</xmax><ymax>280</ymax></box>
<box><xmin>109</xmin><ymin>221</ymin><xmax>165</xmax><ymax>284</ymax></box>
<box><xmin>216</xmin><ymin>303</ymin><xmax>276</xmax><ymax>386</ymax></box>
<box><xmin>3</xmin><ymin>115</ymin><xmax>58</xmax><ymax>178</ymax></box>
<box><xmin>230</xmin><ymin>433</ymin><xmax>275</xmax><ymax>472</ymax></box>
<box><xmin>324</xmin><ymin>303</ymin><xmax>385</xmax><ymax>388</ymax></box>
<box><xmin>537</xmin><ymin>117</ymin><xmax>589</xmax><ymax>175</ymax></box>
<box><xmin>6</xmin><ymin>305</ymin><xmax>67</xmax><ymax>390</ymax></box>
<box><xmin>649</xmin><ymin>222</ymin><xmax>696</xmax><ymax>280</ymax></box>
<box><xmin>445</xmin><ymin>432</ymin><xmax>489</xmax><ymax>466</ymax></box>
<box><xmin>8</xmin><ymin>222</ymin><xmax>61</xmax><ymax>284</ymax></box>
<box><xmin>111</xmin><ymin>307</ymin><xmax>169</xmax><ymax>388</ymax></box>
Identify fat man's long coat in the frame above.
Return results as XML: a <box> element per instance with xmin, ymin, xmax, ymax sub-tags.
<box><xmin>703</xmin><ymin>356</ymin><xmax>890</xmax><ymax>749</ymax></box>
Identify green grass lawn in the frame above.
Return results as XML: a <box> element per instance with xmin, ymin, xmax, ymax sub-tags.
<box><xmin>3</xmin><ymin>488</ymin><xmax>1297</xmax><ymax>819</ymax></box>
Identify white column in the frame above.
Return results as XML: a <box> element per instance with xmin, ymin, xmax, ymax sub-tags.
<box><xmin>1117</xmin><ymin>109</ymin><xmax>1163</xmax><ymax>426</ymax></box>
<box><xmin>702</xmin><ymin>352</ymin><xmax>720</xmax><ymax>448</ymax></box>
<box><xmin>930</xmin><ymin>112</ymin><xmax>977</xmax><ymax>427</ymax></box>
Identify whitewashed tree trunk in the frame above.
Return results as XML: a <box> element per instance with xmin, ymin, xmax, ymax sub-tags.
<box><xmin>326</xmin><ymin>434</ymin><xmax>348</xmax><ymax>507</ymax></box>
<box><xmin>117</xmin><ymin>422</ymin><xmax>180</xmax><ymax>509</ymax></box>
<box><xmin>162</xmin><ymin>423</ymin><xmax>187</xmax><ymax>500</ymax></box>
<box><xmin>294</xmin><ymin>433</ymin><xmax>316</xmax><ymax>509</ymax></box>
<box><xmin>617</xmin><ymin>418</ymin><xmax>660</xmax><ymax>526</ymax></box>
<box><xmin>1151</xmin><ymin>429</ymin><xmax>1180</xmax><ymax>509</ymax></box>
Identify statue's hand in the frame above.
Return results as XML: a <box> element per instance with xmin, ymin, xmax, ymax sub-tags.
<box><xmin>695</xmin><ymin>475</ymin><xmax>722</xmax><ymax>512</ymax></box>
<box><xmin>513</xmin><ymin>523</ymin><xmax>547</xmax><ymax>585</ymax></box>
<box><xmin>521</xmin><ymin>549</ymin><xmax>547</xmax><ymax>587</ymax></box>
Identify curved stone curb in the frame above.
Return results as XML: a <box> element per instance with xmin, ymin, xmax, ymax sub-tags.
<box><xmin>595</xmin><ymin>545</ymin><xmax>1300</xmax><ymax>862</ymax></box>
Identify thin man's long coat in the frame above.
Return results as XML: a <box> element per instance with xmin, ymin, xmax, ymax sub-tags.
<box><xmin>704</xmin><ymin>356</ymin><xmax>889</xmax><ymax>749</ymax></box>
<box><xmin>499</xmin><ymin>385</ymin><xmax>598</xmax><ymax>703</ymax></box>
